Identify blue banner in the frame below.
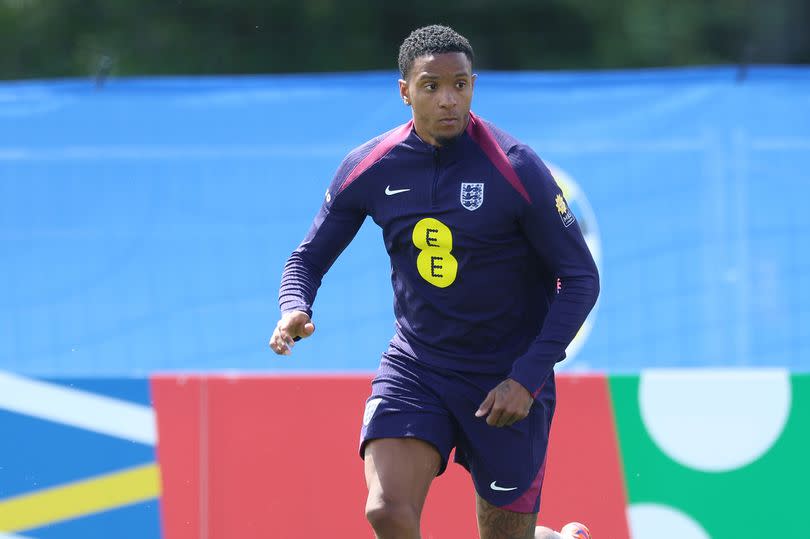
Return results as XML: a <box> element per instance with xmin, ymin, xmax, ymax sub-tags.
<box><xmin>1</xmin><ymin>67</ymin><xmax>808</xmax><ymax>374</ymax></box>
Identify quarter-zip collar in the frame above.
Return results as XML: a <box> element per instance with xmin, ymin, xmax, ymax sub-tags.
<box><xmin>405</xmin><ymin>112</ymin><xmax>473</xmax><ymax>163</ymax></box>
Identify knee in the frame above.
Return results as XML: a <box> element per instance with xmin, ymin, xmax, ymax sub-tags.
<box><xmin>365</xmin><ymin>498</ymin><xmax>419</xmax><ymax>534</ymax></box>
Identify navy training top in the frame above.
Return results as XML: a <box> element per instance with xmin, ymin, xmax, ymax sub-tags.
<box><xmin>279</xmin><ymin>112</ymin><xmax>600</xmax><ymax>396</ymax></box>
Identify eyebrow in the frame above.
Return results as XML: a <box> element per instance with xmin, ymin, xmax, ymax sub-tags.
<box><xmin>417</xmin><ymin>71</ymin><xmax>471</xmax><ymax>80</ymax></box>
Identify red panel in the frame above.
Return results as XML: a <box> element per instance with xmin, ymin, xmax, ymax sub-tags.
<box><xmin>151</xmin><ymin>376</ymin><xmax>203</xmax><ymax>539</ymax></box>
<box><xmin>541</xmin><ymin>375</ymin><xmax>631</xmax><ymax>539</ymax></box>
<box><xmin>205</xmin><ymin>376</ymin><xmax>372</xmax><ymax>538</ymax></box>
<box><xmin>153</xmin><ymin>374</ymin><xmax>629</xmax><ymax>539</ymax></box>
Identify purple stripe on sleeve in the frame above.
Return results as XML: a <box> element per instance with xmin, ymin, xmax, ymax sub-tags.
<box><xmin>502</xmin><ymin>457</ymin><xmax>546</xmax><ymax>514</ymax></box>
<box><xmin>339</xmin><ymin>121</ymin><xmax>413</xmax><ymax>193</ymax></box>
<box><xmin>466</xmin><ymin>113</ymin><xmax>532</xmax><ymax>204</ymax></box>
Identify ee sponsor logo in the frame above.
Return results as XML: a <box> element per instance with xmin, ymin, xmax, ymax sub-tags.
<box><xmin>412</xmin><ymin>217</ymin><xmax>457</xmax><ymax>288</ymax></box>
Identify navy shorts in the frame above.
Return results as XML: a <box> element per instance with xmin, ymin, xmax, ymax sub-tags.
<box><xmin>359</xmin><ymin>353</ymin><xmax>556</xmax><ymax>513</ymax></box>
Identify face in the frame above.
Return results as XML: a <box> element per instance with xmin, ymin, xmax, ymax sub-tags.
<box><xmin>399</xmin><ymin>52</ymin><xmax>476</xmax><ymax>147</ymax></box>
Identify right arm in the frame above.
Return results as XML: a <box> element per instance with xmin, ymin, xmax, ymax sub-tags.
<box><xmin>271</xmin><ymin>161</ymin><xmax>367</xmax><ymax>355</ymax></box>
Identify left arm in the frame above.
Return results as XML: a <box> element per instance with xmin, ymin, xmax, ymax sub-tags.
<box><xmin>477</xmin><ymin>146</ymin><xmax>600</xmax><ymax>426</ymax></box>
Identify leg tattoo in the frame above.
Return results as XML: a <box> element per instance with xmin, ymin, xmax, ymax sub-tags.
<box><xmin>476</xmin><ymin>495</ymin><xmax>537</xmax><ymax>539</ymax></box>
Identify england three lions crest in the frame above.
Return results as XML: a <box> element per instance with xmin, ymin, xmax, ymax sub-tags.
<box><xmin>460</xmin><ymin>182</ymin><xmax>484</xmax><ymax>211</ymax></box>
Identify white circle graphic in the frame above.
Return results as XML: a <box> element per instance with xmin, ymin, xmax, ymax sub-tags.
<box><xmin>639</xmin><ymin>368</ymin><xmax>791</xmax><ymax>471</ymax></box>
<box><xmin>628</xmin><ymin>503</ymin><xmax>710</xmax><ymax>539</ymax></box>
<box><xmin>547</xmin><ymin>164</ymin><xmax>601</xmax><ymax>365</ymax></box>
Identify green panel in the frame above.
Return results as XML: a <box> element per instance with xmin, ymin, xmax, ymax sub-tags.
<box><xmin>609</xmin><ymin>374</ymin><xmax>810</xmax><ymax>539</ymax></box>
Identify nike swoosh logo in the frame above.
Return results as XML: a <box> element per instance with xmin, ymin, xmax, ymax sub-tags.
<box><xmin>490</xmin><ymin>481</ymin><xmax>518</xmax><ymax>492</ymax></box>
<box><xmin>385</xmin><ymin>186</ymin><xmax>411</xmax><ymax>196</ymax></box>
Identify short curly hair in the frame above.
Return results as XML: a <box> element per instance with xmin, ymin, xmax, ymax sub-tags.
<box><xmin>398</xmin><ymin>25</ymin><xmax>474</xmax><ymax>80</ymax></box>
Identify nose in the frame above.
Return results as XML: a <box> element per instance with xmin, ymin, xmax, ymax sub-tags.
<box><xmin>438</xmin><ymin>87</ymin><xmax>457</xmax><ymax>109</ymax></box>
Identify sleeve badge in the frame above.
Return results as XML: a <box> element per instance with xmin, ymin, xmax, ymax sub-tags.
<box><xmin>555</xmin><ymin>193</ymin><xmax>576</xmax><ymax>227</ymax></box>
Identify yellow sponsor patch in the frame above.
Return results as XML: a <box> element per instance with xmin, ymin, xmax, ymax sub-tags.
<box><xmin>412</xmin><ymin>218</ymin><xmax>458</xmax><ymax>288</ymax></box>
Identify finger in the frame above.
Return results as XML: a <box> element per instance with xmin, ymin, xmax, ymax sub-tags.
<box><xmin>495</xmin><ymin>408</ymin><xmax>517</xmax><ymax>428</ymax></box>
<box><xmin>496</xmin><ymin>399</ymin><xmax>528</xmax><ymax>427</ymax></box>
<box><xmin>504</xmin><ymin>403</ymin><xmax>532</xmax><ymax>427</ymax></box>
<box><xmin>269</xmin><ymin>330</ymin><xmax>281</xmax><ymax>353</ymax></box>
<box><xmin>475</xmin><ymin>391</ymin><xmax>495</xmax><ymax>418</ymax></box>
<box><xmin>302</xmin><ymin>321</ymin><xmax>315</xmax><ymax>337</ymax></box>
<box><xmin>275</xmin><ymin>324</ymin><xmax>295</xmax><ymax>354</ymax></box>
<box><xmin>272</xmin><ymin>330</ymin><xmax>292</xmax><ymax>355</ymax></box>
<box><xmin>280</xmin><ymin>336</ymin><xmax>292</xmax><ymax>355</ymax></box>
<box><xmin>273</xmin><ymin>337</ymin><xmax>290</xmax><ymax>355</ymax></box>
<box><xmin>511</xmin><ymin>400</ymin><xmax>533</xmax><ymax>424</ymax></box>
<box><xmin>501</xmin><ymin>411</ymin><xmax>521</xmax><ymax>427</ymax></box>
<box><xmin>496</xmin><ymin>412</ymin><xmax>510</xmax><ymax>428</ymax></box>
<box><xmin>486</xmin><ymin>403</ymin><xmax>504</xmax><ymax>427</ymax></box>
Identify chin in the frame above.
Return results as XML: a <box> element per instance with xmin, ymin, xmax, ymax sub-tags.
<box><xmin>433</xmin><ymin>129</ymin><xmax>463</xmax><ymax>147</ymax></box>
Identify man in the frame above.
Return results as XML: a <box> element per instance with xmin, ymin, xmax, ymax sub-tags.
<box><xmin>271</xmin><ymin>25</ymin><xmax>599</xmax><ymax>539</ymax></box>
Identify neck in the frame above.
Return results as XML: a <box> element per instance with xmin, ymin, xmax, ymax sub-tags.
<box><xmin>413</xmin><ymin>114</ymin><xmax>470</xmax><ymax>147</ymax></box>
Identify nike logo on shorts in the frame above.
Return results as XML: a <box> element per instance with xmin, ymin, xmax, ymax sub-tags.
<box><xmin>490</xmin><ymin>481</ymin><xmax>518</xmax><ymax>492</ymax></box>
<box><xmin>385</xmin><ymin>186</ymin><xmax>411</xmax><ymax>196</ymax></box>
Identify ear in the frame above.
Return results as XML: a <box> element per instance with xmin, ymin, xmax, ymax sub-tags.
<box><xmin>471</xmin><ymin>73</ymin><xmax>478</xmax><ymax>90</ymax></box>
<box><xmin>398</xmin><ymin>79</ymin><xmax>410</xmax><ymax>106</ymax></box>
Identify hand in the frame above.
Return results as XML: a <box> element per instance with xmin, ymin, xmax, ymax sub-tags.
<box><xmin>269</xmin><ymin>311</ymin><xmax>315</xmax><ymax>355</ymax></box>
<box><xmin>475</xmin><ymin>378</ymin><xmax>533</xmax><ymax>427</ymax></box>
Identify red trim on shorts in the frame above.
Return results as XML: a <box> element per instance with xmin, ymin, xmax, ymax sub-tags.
<box><xmin>502</xmin><ymin>457</ymin><xmax>546</xmax><ymax>513</ymax></box>
<box><xmin>466</xmin><ymin>112</ymin><xmax>532</xmax><ymax>204</ymax></box>
<box><xmin>339</xmin><ymin>121</ymin><xmax>413</xmax><ymax>193</ymax></box>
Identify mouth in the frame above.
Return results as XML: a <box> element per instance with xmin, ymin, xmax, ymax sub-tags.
<box><xmin>437</xmin><ymin>117</ymin><xmax>459</xmax><ymax>126</ymax></box>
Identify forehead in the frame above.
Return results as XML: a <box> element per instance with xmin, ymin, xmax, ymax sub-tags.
<box><xmin>409</xmin><ymin>52</ymin><xmax>472</xmax><ymax>80</ymax></box>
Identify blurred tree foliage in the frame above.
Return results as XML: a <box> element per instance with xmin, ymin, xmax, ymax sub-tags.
<box><xmin>1</xmin><ymin>0</ymin><xmax>807</xmax><ymax>80</ymax></box>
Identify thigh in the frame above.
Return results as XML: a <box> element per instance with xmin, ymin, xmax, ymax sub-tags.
<box><xmin>453</xmin><ymin>372</ymin><xmax>556</xmax><ymax>514</ymax></box>
<box><xmin>364</xmin><ymin>437</ymin><xmax>441</xmax><ymax>514</ymax></box>
<box><xmin>476</xmin><ymin>494</ymin><xmax>537</xmax><ymax>539</ymax></box>
<box><xmin>359</xmin><ymin>354</ymin><xmax>457</xmax><ymax>474</ymax></box>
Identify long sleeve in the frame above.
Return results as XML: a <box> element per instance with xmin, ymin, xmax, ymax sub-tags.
<box><xmin>507</xmin><ymin>146</ymin><xmax>600</xmax><ymax>396</ymax></box>
<box><xmin>278</xmin><ymin>122</ymin><xmax>412</xmax><ymax>318</ymax></box>
<box><xmin>278</xmin><ymin>161</ymin><xmax>367</xmax><ymax>317</ymax></box>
